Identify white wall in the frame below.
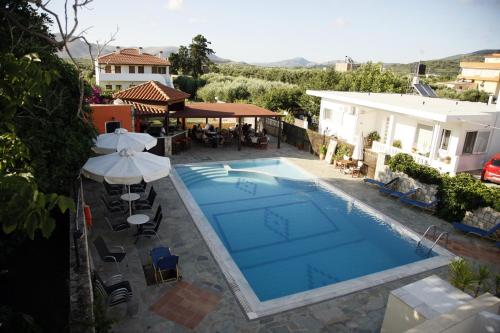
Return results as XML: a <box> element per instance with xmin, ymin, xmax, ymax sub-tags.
<box><xmin>319</xmin><ymin>99</ymin><xmax>358</xmax><ymax>144</ymax></box>
<box><xmin>461</xmin><ymin>68</ymin><xmax>500</xmax><ymax>77</ymax></box>
<box><xmin>96</xmin><ymin>64</ymin><xmax>173</xmax><ymax>87</ymax></box>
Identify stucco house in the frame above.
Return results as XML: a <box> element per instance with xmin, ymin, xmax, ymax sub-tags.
<box><xmin>449</xmin><ymin>53</ymin><xmax>500</xmax><ymax>98</ymax></box>
<box><xmin>307</xmin><ymin>90</ymin><xmax>500</xmax><ymax>174</ymax></box>
<box><xmin>95</xmin><ymin>47</ymin><xmax>173</xmax><ymax>91</ymax></box>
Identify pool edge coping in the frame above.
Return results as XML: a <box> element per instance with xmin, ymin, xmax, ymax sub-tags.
<box><xmin>169</xmin><ymin>157</ymin><xmax>457</xmax><ymax>320</ymax></box>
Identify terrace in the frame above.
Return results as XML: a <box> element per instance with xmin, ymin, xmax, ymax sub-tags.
<box><xmin>81</xmin><ymin>138</ymin><xmax>499</xmax><ymax>332</ymax></box>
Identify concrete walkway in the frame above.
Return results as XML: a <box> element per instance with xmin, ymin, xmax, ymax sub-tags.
<box><xmin>84</xmin><ymin>139</ymin><xmax>499</xmax><ymax>333</ymax></box>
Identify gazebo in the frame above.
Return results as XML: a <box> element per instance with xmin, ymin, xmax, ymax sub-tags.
<box><xmin>174</xmin><ymin>102</ymin><xmax>284</xmax><ymax>150</ymax></box>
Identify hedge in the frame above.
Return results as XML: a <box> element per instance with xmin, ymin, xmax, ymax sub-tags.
<box><xmin>387</xmin><ymin>153</ymin><xmax>500</xmax><ymax>221</ymax></box>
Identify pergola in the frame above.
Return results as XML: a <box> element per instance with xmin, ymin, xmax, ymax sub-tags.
<box><xmin>172</xmin><ymin>102</ymin><xmax>284</xmax><ymax>150</ymax></box>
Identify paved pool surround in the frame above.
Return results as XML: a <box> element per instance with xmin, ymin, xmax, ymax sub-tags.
<box><xmin>170</xmin><ymin>157</ymin><xmax>456</xmax><ymax>319</ymax></box>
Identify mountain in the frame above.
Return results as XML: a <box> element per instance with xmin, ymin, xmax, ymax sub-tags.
<box><xmin>56</xmin><ymin>36</ymin><xmax>230</xmax><ymax>63</ymax></box>
<box><xmin>249</xmin><ymin>57</ymin><xmax>343</xmax><ymax>68</ymax></box>
<box><xmin>439</xmin><ymin>49</ymin><xmax>500</xmax><ymax>61</ymax></box>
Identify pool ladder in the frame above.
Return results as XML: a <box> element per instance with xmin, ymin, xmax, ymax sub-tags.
<box><xmin>417</xmin><ymin>225</ymin><xmax>449</xmax><ymax>256</ymax></box>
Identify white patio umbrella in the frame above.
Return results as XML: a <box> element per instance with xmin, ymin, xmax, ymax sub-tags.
<box><xmin>81</xmin><ymin>149</ymin><xmax>171</xmax><ymax>215</ymax></box>
<box><xmin>93</xmin><ymin>128</ymin><xmax>157</xmax><ymax>154</ymax></box>
<box><xmin>352</xmin><ymin>133</ymin><xmax>364</xmax><ymax>161</ymax></box>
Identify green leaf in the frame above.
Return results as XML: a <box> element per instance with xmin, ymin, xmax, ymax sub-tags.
<box><xmin>40</xmin><ymin>216</ymin><xmax>56</xmax><ymax>238</ymax></box>
<box><xmin>57</xmin><ymin>195</ymin><xmax>75</xmax><ymax>213</ymax></box>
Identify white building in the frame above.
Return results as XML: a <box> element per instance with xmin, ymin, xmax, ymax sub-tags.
<box><xmin>307</xmin><ymin>90</ymin><xmax>500</xmax><ymax>174</ymax></box>
<box><xmin>95</xmin><ymin>47</ymin><xmax>173</xmax><ymax>91</ymax></box>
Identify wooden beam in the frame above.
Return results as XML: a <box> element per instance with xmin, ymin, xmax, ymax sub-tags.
<box><xmin>277</xmin><ymin>116</ymin><xmax>281</xmax><ymax>149</ymax></box>
<box><xmin>238</xmin><ymin>117</ymin><xmax>242</xmax><ymax>151</ymax></box>
<box><xmin>219</xmin><ymin>118</ymin><xmax>222</xmax><ymax>130</ymax></box>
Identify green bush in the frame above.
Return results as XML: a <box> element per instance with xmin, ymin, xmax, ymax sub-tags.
<box><xmin>366</xmin><ymin>131</ymin><xmax>380</xmax><ymax>147</ymax></box>
<box><xmin>334</xmin><ymin>142</ymin><xmax>352</xmax><ymax>161</ymax></box>
<box><xmin>388</xmin><ymin>153</ymin><xmax>441</xmax><ymax>185</ymax></box>
<box><xmin>392</xmin><ymin>140</ymin><xmax>402</xmax><ymax>148</ymax></box>
<box><xmin>173</xmin><ymin>75</ymin><xmax>206</xmax><ymax>99</ymax></box>
<box><xmin>388</xmin><ymin>153</ymin><xmax>499</xmax><ymax>221</ymax></box>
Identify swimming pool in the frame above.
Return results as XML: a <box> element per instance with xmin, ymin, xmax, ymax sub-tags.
<box><xmin>171</xmin><ymin>158</ymin><xmax>453</xmax><ymax>318</ymax></box>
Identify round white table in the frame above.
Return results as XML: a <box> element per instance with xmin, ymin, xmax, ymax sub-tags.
<box><xmin>127</xmin><ymin>214</ymin><xmax>149</xmax><ymax>225</ymax></box>
<box><xmin>121</xmin><ymin>193</ymin><xmax>140</xmax><ymax>202</ymax></box>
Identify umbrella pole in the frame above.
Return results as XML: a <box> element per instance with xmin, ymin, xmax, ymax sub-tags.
<box><xmin>128</xmin><ymin>185</ymin><xmax>132</xmax><ymax>217</ymax></box>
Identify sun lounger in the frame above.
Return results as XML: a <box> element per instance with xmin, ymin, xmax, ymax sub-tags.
<box><xmin>364</xmin><ymin>177</ymin><xmax>399</xmax><ymax>188</ymax></box>
<box><xmin>379</xmin><ymin>187</ymin><xmax>419</xmax><ymax>198</ymax></box>
<box><xmin>452</xmin><ymin>222</ymin><xmax>500</xmax><ymax>240</ymax></box>
<box><xmin>399</xmin><ymin>197</ymin><xmax>439</xmax><ymax>210</ymax></box>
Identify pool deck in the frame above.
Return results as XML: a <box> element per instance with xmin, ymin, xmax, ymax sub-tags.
<box><xmin>85</xmin><ymin>139</ymin><xmax>500</xmax><ymax>333</ymax></box>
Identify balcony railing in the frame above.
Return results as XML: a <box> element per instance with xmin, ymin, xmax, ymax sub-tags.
<box><xmin>371</xmin><ymin>141</ymin><xmax>431</xmax><ymax>166</ymax></box>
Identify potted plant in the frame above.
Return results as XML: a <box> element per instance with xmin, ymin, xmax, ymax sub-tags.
<box><xmin>319</xmin><ymin>144</ymin><xmax>327</xmax><ymax>160</ymax></box>
<box><xmin>366</xmin><ymin>131</ymin><xmax>380</xmax><ymax>148</ymax></box>
<box><xmin>392</xmin><ymin>140</ymin><xmax>402</xmax><ymax>148</ymax></box>
<box><xmin>443</xmin><ymin>156</ymin><xmax>451</xmax><ymax>164</ymax></box>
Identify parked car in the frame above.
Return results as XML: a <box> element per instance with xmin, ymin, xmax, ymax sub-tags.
<box><xmin>481</xmin><ymin>153</ymin><xmax>500</xmax><ymax>184</ymax></box>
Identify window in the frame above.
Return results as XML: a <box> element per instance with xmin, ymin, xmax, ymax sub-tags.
<box><xmin>104</xmin><ymin>65</ymin><xmax>111</xmax><ymax>73</ymax></box>
<box><xmin>114</xmin><ymin>65</ymin><xmax>121</xmax><ymax>73</ymax></box>
<box><xmin>105</xmin><ymin>121</ymin><xmax>121</xmax><ymax>133</ymax></box>
<box><xmin>152</xmin><ymin>66</ymin><xmax>167</xmax><ymax>74</ymax></box>
<box><xmin>115</xmin><ymin>85</ymin><xmax>122</xmax><ymax>90</ymax></box>
<box><xmin>129</xmin><ymin>66</ymin><xmax>135</xmax><ymax>73</ymax></box>
<box><xmin>462</xmin><ymin>131</ymin><xmax>490</xmax><ymax>154</ymax></box>
<box><xmin>138</xmin><ymin>66</ymin><xmax>144</xmax><ymax>73</ymax></box>
<box><xmin>439</xmin><ymin>129</ymin><xmax>451</xmax><ymax>150</ymax></box>
<box><xmin>105</xmin><ymin>85</ymin><xmax>112</xmax><ymax>90</ymax></box>
<box><xmin>323</xmin><ymin>108</ymin><xmax>333</xmax><ymax>120</ymax></box>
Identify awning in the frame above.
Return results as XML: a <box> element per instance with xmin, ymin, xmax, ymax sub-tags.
<box><xmin>172</xmin><ymin>102</ymin><xmax>283</xmax><ymax>118</ymax></box>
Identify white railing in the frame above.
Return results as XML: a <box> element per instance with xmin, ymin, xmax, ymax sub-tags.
<box><xmin>372</xmin><ymin>141</ymin><xmax>431</xmax><ymax>166</ymax></box>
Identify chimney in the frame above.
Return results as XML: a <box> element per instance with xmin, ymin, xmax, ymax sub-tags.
<box><xmin>159</xmin><ymin>50</ymin><xmax>163</xmax><ymax>59</ymax></box>
<box><xmin>115</xmin><ymin>46</ymin><xmax>120</xmax><ymax>53</ymax></box>
<box><xmin>138</xmin><ymin>47</ymin><xmax>143</xmax><ymax>54</ymax></box>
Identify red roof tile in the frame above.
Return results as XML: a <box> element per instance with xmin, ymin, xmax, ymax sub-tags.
<box><xmin>113</xmin><ymin>81</ymin><xmax>190</xmax><ymax>103</ymax></box>
<box><xmin>121</xmin><ymin>101</ymin><xmax>167</xmax><ymax>116</ymax></box>
<box><xmin>175</xmin><ymin>102</ymin><xmax>282</xmax><ymax>118</ymax></box>
<box><xmin>98</xmin><ymin>48</ymin><xmax>170</xmax><ymax>65</ymax></box>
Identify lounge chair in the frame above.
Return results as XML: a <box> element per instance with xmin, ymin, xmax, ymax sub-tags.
<box><xmin>452</xmin><ymin>222</ymin><xmax>500</xmax><ymax>240</ymax></box>
<box><xmin>129</xmin><ymin>180</ymin><xmax>146</xmax><ymax>193</ymax></box>
<box><xmin>364</xmin><ymin>177</ymin><xmax>399</xmax><ymax>188</ymax></box>
<box><xmin>400</xmin><ymin>197</ymin><xmax>439</xmax><ymax>210</ymax></box>
<box><xmin>104</xmin><ymin>181</ymin><xmax>122</xmax><ymax>196</ymax></box>
<box><xmin>379</xmin><ymin>187</ymin><xmax>420</xmax><ymax>199</ymax></box>
<box><xmin>104</xmin><ymin>216</ymin><xmax>130</xmax><ymax>232</ymax></box>
<box><xmin>144</xmin><ymin>206</ymin><xmax>162</xmax><ymax>228</ymax></box>
<box><xmin>93</xmin><ymin>271</ymin><xmax>133</xmax><ymax>307</ymax></box>
<box><xmin>93</xmin><ymin>236</ymin><xmax>127</xmax><ymax>270</ymax></box>
<box><xmin>150</xmin><ymin>247</ymin><xmax>181</xmax><ymax>283</ymax></box>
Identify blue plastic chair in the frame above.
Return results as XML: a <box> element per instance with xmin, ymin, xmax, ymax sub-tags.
<box><xmin>400</xmin><ymin>197</ymin><xmax>439</xmax><ymax>210</ymax></box>
<box><xmin>150</xmin><ymin>247</ymin><xmax>181</xmax><ymax>283</ymax></box>
<box><xmin>452</xmin><ymin>222</ymin><xmax>500</xmax><ymax>240</ymax></box>
<box><xmin>380</xmin><ymin>187</ymin><xmax>419</xmax><ymax>198</ymax></box>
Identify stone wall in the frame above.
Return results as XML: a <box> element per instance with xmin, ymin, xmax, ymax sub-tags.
<box><xmin>376</xmin><ymin>166</ymin><xmax>438</xmax><ymax>203</ymax></box>
<box><xmin>463</xmin><ymin>207</ymin><xmax>500</xmax><ymax>237</ymax></box>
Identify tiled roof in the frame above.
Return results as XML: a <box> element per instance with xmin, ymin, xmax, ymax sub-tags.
<box><xmin>98</xmin><ymin>48</ymin><xmax>170</xmax><ymax>65</ymax></box>
<box><xmin>122</xmin><ymin>101</ymin><xmax>167</xmax><ymax>116</ymax></box>
<box><xmin>113</xmin><ymin>81</ymin><xmax>190</xmax><ymax>103</ymax></box>
<box><xmin>175</xmin><ymin>103</ymin><xmax>281</xmax><ymax>118</ymax></box>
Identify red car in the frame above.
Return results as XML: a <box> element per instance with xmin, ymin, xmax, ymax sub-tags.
<box><xmin>481</xmin><ymin>153</ymin><xmax>500</xmax><ymax>184</ymax></box>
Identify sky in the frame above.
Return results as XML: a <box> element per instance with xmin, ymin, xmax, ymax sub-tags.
<box><xmin>46</xmin><ymin>0</ymin><xmax>500</xmax><ymax>63</ymax></box>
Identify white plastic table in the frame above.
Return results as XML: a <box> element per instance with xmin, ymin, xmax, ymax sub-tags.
<box><xmin>127</xmin><ymin>214</ymin><xmax>149</xmax><ymax>225</ymax></box>
<box><xmin>121</xmin><ymin>193</ymin><xmax>140</xmax><ymax>202</ymax></box>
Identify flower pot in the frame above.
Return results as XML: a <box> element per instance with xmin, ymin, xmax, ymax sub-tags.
<box><xmin>319</xmin><ymin>153</ymin><xmax>325</xmax><ymax>160</ymax></box>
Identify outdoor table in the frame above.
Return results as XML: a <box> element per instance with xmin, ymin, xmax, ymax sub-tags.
<box><xmin>335</xmin><ymin>159</ymin><xmax>355</xmax><ymax>170</ymax></box>
<box><xmin>127</xmin><ymin>214</ymin><xmax>149</xmax><ymax>225</ymax></box>
<box><xmin>250</xmin><ymin>136</ymin><xmax>259</xmax><ymax>144</ymax></box>
<box><xmin>121</xmin><ymin>193</ymin><xmax>140</xmax><ymax>202</ymax></box>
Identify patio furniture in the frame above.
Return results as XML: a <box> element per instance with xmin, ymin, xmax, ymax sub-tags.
<box><xmin>134</xmin><ymin>187</ymin><xmax>157</xmax><ymax>211</ymax></box>
<box><xmin>104</xmin><ymin>181</ymin><xmax>122</xmax><ymax>196</ymax></box>
<box><xmin>101</xmin><ymin>195</ymin><xmax>125</xmax><ymax>214</ymax></box>
<box><xmin>379</xmin><ymin>187</ymin><xmax>420</xmax><ymax>199</ymax></box>
<box><xmin>93</xmin><ymin>236</ymin><xmax>127</xmax><ymax>270</ymax></box>
<box><xmin>93</xmin><ymin>271</ymin><xmax>133</xmax><ymax>306</ymax></box>
<box><xmin>258</xmin><ymin>136</ymin><xmax>269</xmax><ymax>149</ymax></box>
<box><xmin>150</xmin><ymin>247</ymin><xmax>181</xmax><ymax>283</ymax></box>
<box><xmin>400</xmin><ymin>197</ymin><xmax>439</xmax><ymax>210</ymax></box>
<box><xmin>130</xmin><ymin>180</ymin><xmax>147</xmax><ymax>193</ymax></box>
<box><xmin>104</xmin><ymin>216</ymin><xmax>130</xmax><ymax>232</ymax></box>
<box><xmin>144</xmin><ymin>206</ymin><xmax>162</xmax><ymax>228</ymax></box>
<box><xmin>135</xmin><ymin>218</ymin><xmax>162</xmax><ymax>243</ymax></box>
<box><xmin>364</xmin><ymin>177</ymin><xmax>400</xmax><ymax>188</ymax></box>
<box><xmin>344</xmin><ymin>161</ymin><xmax>364</xmax><ymax>177</ymax></box>
<box><xmin>452</xmin><ymin>222</ymin><xmax>500</xmax><ymax>240</ymax></box>
<box><xmin>93</xmin><ymin>128</ymin><xmax>157</xmax><ymax>154</ymax></box>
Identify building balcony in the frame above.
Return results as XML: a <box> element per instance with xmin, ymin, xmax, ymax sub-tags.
<box><xmin>97</xmin><ymin>73</ymin><xmax>173</xmax><ymax>87</ymax></box>
<box><xmin>371</xmin><ymin>141</ymin><xmax>457</xmax><ymax>174</ymax></box>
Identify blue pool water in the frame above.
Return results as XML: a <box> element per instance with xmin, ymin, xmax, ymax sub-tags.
<box><xmin>176</xmin><ymin>159</ymin><xmax>433</xmax><ymax>301</ymax></box>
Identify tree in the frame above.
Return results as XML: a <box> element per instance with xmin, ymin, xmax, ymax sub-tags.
<box><xmin>169</xmin><ymin>45</ymin><xmax>191</xmax><ymax>75</ymax></box>
<box><xmin>189</xmin><ymin>34</ymin><xmax>214</xmax><ymax>78</ymax></box>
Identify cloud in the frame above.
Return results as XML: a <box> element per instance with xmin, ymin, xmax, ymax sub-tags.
<box><xmin>188</xmin><ymin>17</ymin><xmax>207</xmax><ymax>24</ymax></box>
<box><xmin>333</xmin><ymin>17</ymin><xmax>349</xmax><ymax>29</ymax></box>
<box><xmin>166</xmin><ymin>0</ymin><xmax>183</xmax><ymax>10</ymax></box>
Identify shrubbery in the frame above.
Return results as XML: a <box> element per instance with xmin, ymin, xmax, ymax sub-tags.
<box><xmin>173</xmin><ymin>75</ymin><xmax>206</xmax><ymax>99</ymax></box>
<box><xmin>435</xmin><ymin>87</ymin><xmax>491</xmax><ymax>103</ymax></box>
<box><xmin>387</xmin><ymin>153</ymin><xmax>500</xmax><ymax>221</ymax></box>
